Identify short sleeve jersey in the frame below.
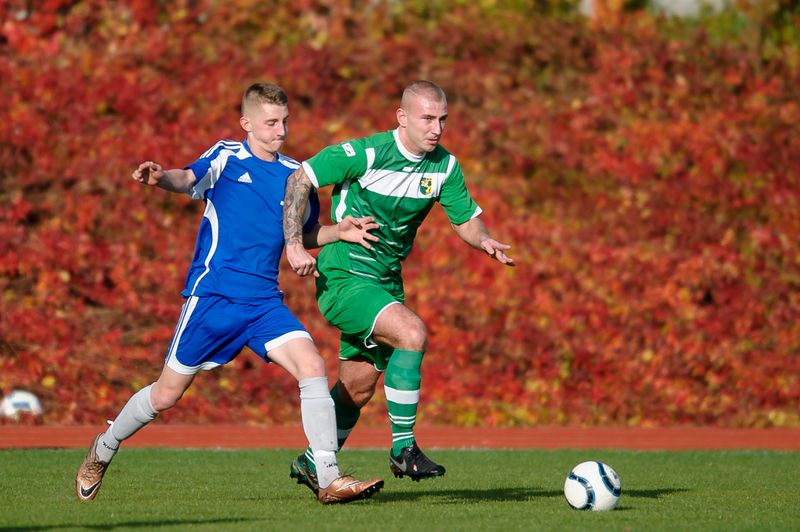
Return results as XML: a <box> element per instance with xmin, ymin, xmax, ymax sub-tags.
<box><xmin>302</xmin><ymin>128</ymin><xmax>481</xmax><ymax>290</ymax></box>
<box><xmin>183</xmin><ymin>139</ymin><xmax>319</xmax><ymax>303</ymax></box>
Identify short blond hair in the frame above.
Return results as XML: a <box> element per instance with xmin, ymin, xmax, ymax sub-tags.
<box><xmin>400</xmin><ymin>80</ymin><xmax>446</xmax><ymax>110</ymax></box>
<box><xmin>241</xmin><ymin>82</ymin><xmax>288</xmax><ymax>117</ymax></box>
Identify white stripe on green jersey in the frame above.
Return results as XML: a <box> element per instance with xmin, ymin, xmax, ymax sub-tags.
<box><xmin>303</xmin><ymin>129</ymin><xmax>482</xmax><ymax>286</ymax></box>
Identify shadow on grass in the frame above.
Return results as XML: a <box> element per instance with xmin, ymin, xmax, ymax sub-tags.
<box><xmin>378</xmin><ymin>486</ymin><xmax>563</xmax><ymax>503</ymax></box>
<box><xmin>374</xmin><ymin>487</ymin><xmax>689</xmax><ymax>504</ymax></box>
<box><xmin>623</xmin><ymin>488</ymin><xmax>689</xmax><ymax>498</ymax></box>
<box><xmin>0</xmin><ymin>518</ymin><xmax>265</xmax><ymax>532</ymax></box>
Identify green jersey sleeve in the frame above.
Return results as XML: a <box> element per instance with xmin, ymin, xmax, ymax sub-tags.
<box><xmin>438</xmin><ymin>157</ymin><xmax>482</xmax><ymax>225</ymax></box>
<box><xmin>302</xmin><ymin>139</ymin><xmax>369</xmax><ymax>188</ymax></box>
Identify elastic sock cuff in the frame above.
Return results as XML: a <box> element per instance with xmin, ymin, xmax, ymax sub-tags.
<box><xmin>299</xmin><ymin>376</ymin><xmax>331</xmax><ymax>400</ymax></box>
<box><xmin>388</xmin><ymin>350</ymin><xmax>424</xmax><ymax>370</ymax></box>
<box><xmin>140</xmin><ymin>384</ymin><xmax>158</xmax><ymax>417</ymax></box>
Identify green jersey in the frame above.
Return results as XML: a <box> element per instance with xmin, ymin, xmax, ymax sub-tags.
<box><xmin>303</xmin><ymin>129</ymin><xmax>481</xmax><ymax>293</ymax></box>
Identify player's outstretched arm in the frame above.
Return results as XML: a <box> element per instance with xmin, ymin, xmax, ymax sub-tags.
<box><xmin>451</xmin><ymin>217</ymin><xmax>515</xmax><ymax>267</ymax></box>
<box><xmin>303</xmin><ymin>216</ymin><xmax>380</xmax><ymax>250</ymax></box>
<box><xmin>283</xmin><ymin>167</ymin><xmax>319</xmax><ymax>277</ymax></box>
<box><xmin>131</xmin><ymin>162</ymin><xmax>196</xmax><ymax>194</ymax></box>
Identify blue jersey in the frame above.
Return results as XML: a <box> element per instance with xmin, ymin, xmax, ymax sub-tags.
<box><xmin>182</xmin><ymin>139</ymin><xmax>320</xmax><ymax>303</ymax></box>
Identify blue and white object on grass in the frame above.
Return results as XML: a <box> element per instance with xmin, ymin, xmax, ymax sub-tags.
<box><xmin>564</xmin><ymin>461</ymin><xmax>621</xmax><ymax>511</ymax></box>
<box><xmin>0</xmin><ymin>390</ymin><xmax>43</xmax><ymax>420</ymax></box>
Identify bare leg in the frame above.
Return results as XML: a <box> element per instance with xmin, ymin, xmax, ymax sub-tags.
<box><xmin>371</xmin><ymin>303</ymin><xmax>427</xmax><ymax>352</ymax></box>
<box><xmin>264</xmin><ymin>337</ymin><xmax>327</xmax><ymax>381</ymax></box>
<box><xmin>337</xmin><ymin>304</ymin><xmax>427</xmax><ymax>451</ymax></box>
<box><xmin>370</xmin><ymin>304</ymin><xmax>442</xmax><ymax>477</ymax></box>
<box><xmin>337</xmin><ymin>356</ymin><xmax>382</xmax><ymax>408</ymax></box>
<box><xmin>150</xmin><ymin>366</ymin><xmax>195</xmax><ymax>411</ymax></box>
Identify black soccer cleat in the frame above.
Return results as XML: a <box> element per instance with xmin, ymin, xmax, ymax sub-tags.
<box><xmin>389</xmin><ymin>441</ymin><xmax>445</xmax><ymax>481</ymax></box>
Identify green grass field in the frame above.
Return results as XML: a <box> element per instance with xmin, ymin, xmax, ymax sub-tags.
<box><xmin>1</xmin><ymin>448</ymin><xmax>798</xmax><ymax>531</ymax></box>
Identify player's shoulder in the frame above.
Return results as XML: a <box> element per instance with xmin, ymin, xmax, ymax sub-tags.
<box><xmin>198</xmin><ymin>139</ymin><xmax>247</xmax><ymax>160</ymax></box>
<box><xmin>312</xmin><ymin>131</ymin><xmax>395</xmax><ymax>164</ymax></box>
<box><xmin>428</xmin><ymin>143</ymin><xmax>456</xmax><ymax>166</ymax></box>
<box><xmin>431</xmin><ymin>142</ymin><xmax>453</xmax><ymax>158</ymax></box>
<box><xmin>334</xmin><ymin>130</ymin><xmax>391</xmax><ymax>152</ymax></box>
<box><xmin>365</xmin><ymin>130</ymin><xmax>395</xmax><ymax>147</ymax></box>
<box><xmin>276</xmin><ymin>152</ymin><xmax>301</xmax><ymax>170</ymax></box>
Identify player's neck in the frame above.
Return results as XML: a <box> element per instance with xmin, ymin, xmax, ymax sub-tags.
<box><xmin>248</xmin><ymin>138</ymin><xmax>279</xmax><ymax>162</ymax></box>
<box><xmin>252</xmin><ymin>146</ymin><xmax>278</xmax><ymax>162</ymax></box>
<box><xmin>397</xmin><ymin>132</ymin><xmax>424</xmax><ymax>157</ymax></box>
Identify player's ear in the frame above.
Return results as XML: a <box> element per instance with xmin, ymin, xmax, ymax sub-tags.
<box><xmin>396</xmin><ymin>107</ymin><xmax>407</xmax><ymax>128</ymax></box>
<box><xmin>240</xmin><ymin>116</ymin><xmax>251</xmax><ymax>132</ymax></box>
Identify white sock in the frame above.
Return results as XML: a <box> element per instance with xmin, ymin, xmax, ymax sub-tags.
<box><xmin>299</xmin><ymin>377</ymin><xmax>339</xmax><ymax>489</ymax></box>
<box><xmin>97</xmin><ymin>384</ymin><xmax>158</xmax><ymax>461</ymax></box>
<box><xmin>95</xmin><ymin>421</ymin><xmax>119</xmax><ymax>463</ymax></box>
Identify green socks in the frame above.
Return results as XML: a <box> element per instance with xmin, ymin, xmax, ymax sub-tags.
<box><xmin>384</xmin><ymin>350</ymin><xmax>424</xmax><ymax>455</ymax></box>
<box><xmin>304</xmin><ymin>350</ymin><xmax>425</xmax><ymax>472</ymax></box>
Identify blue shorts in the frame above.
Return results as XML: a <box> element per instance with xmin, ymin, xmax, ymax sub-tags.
<box><xmin>164</xmin><ymin>295</ymin><xmax>312</xmax><ymax>375</ymax></box>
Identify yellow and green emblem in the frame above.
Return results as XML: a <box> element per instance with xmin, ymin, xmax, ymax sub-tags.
<box><xmin>419</xmin><ymin>176</ymin><xmax>432</xmax><ymax>195</ymax></box>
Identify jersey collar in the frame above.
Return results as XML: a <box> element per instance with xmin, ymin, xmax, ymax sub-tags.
<box><xmin>243</xmin><ymin>138</ymin><xmax>281</xmax><ymax>162</ymax></box>
<box><xmin>393</xmin><ymin>128</ymin><xmax>425</xmax><ymax>163</ymax></box>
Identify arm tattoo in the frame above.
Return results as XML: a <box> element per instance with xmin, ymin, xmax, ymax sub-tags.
<box><xmin>283</xmin><ymin>167</ymin><xmax>313</xmax><ymax>246</ymax></box>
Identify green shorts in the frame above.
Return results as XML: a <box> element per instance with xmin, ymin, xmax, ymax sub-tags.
<box><xmin>315</xmin><ymin>269</ymin><xmax>404</xmax><ymax>371</ymax></box>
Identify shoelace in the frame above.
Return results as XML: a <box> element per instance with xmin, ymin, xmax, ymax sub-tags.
<box><xmin>408</xmin><ymin>446</ymin><xmax>436</xmax><ymax>468</ymax></box>
<box><xmin>339</xmin><ymin>466</ymin><xmax>357</xmax><ymax>479</ymax></box>
<box><xmin>82</xmin><ymin>460</ymin><xmax>106</xmax><ymax>480</ymax></box>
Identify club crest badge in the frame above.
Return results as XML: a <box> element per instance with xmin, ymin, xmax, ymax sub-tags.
<box><xmin>419</xmin><ymin>176</ymin><xmax>432</xmax><ymax>195</ymax></box>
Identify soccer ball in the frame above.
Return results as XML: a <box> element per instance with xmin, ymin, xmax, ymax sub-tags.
<box><xmin>0</xmin><ymin>390</ymin><xmax>43</xmax><ymax>420</ymax></box>
<box><xmin>564</xmin><ymin>461</ymin><xmax>621</xmax><ymax>511</ymax></box>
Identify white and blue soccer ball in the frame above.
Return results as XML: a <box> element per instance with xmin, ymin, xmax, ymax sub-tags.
<box><xmin>564</xmin><ymin>461</ymin><xmax>621</xmax><ymax>511</ymax></box>
<box><xmin>0</xmin><ymin>390</ymin><xmax>43</xmax><ymax>420</ymax></box>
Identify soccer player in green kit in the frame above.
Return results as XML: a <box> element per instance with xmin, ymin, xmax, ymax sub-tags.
<box><xmin>283</xmin><ymin>81</ymin><xmax>515</xmax><ymax>493</ymax></box>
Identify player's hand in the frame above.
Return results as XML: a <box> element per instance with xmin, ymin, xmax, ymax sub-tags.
<box><xmin>286</xmin><ymin>242</ymin><xmax>319</xmax><ymax>277</ymax></box>
<box><xmin>132</xmin><ymin>161</ymin><xmax>164</xmax><ymax>186</ymax></box>
<box><xmin>337</xmin><ymin>215</ymin><xmax>379</xmax><ymax>249</ymax></box>
<box><xmin>481</xmin><ymin>238</ymin><xmax>515</xmax><ymax>266</ymax></box>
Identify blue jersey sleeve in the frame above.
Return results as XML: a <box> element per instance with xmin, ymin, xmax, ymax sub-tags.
<box><xmin>185</xmin><ymin>159</ymin><xmax>211</xmax><ymax>200</ymax></box>
<box><xmin>185</xmin><ymin>140</ymin><xmax>243</xmax><ymax>200</ymax></box>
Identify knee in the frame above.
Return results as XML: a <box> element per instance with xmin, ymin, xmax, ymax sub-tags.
<box><xmin>305</xmin><ymin>355</ymin><xmax>327</xmax><ymax>378</ymax></box>
<box><xmin>150</xmin><ymin>386</ymin><xmax>182</xmax><ymax>412</ymax></box>
<box><xmin>338</xmin><ymin>380</ymin><xmax>376</xmax><ymax>409</ymax></box>
<box><xmin>350</xmin><ymin>388</ymin><xmax>375</xmax><ymax>409</ymax></box>
<box><xmin>269</xmin><ymin>339</ymin><xmax>328</xmax><ymax>381</ymax></box>
<box><xmin>293</xmin><ymin>352</ymin><xmax>327</xmax><ymax>381</ymax></box>
<box><xmin>405</xmin><ymin>321</ymin><xmax>427</xmax><ymax>352</ymax></box>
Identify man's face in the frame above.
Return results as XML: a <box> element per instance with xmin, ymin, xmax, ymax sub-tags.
<box><xmin>242</xmin><ymin>103</ymin><xmax>288</xmax><ymax>159</ymax></box>
<box><xmin>397</xmin><ymin>95</ymin><xmax>447</xmax><ymax>156</ymax></box>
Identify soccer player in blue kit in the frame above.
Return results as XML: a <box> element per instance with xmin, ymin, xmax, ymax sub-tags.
<box><xmin>75</xmin><ymin>82</ymin><xmax>384</xmax><ymax>505</ymax></box>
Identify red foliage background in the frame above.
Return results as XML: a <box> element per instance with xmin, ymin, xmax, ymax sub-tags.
<box><xmin>1</xmin><ymin>1</ymin><xmax>798</xmax><ymax>427</ymax></box>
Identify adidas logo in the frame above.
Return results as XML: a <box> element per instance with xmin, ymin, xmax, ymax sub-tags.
<box><xmin>238</xmin><ymin>172</ymin><xmax>253</xmax><ymax>183</ymax></box>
